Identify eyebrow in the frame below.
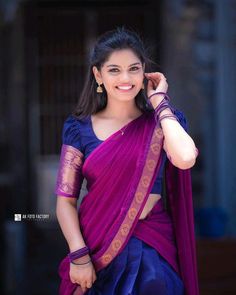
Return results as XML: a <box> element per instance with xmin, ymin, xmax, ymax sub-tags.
<box><xmin>106</xmin><ymin>62</ymin><xmax>141</xmax><ymax>68</ymax></box>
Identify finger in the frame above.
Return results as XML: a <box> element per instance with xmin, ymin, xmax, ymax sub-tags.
<box><xmin>158</xmin><ymin>77</ymin><xmax>168</xmax><ymax>89</ymax></box>
<box><xmin>148</xmin><ymin>76</ymin><xmax>161</xmax><ymax>89</ymax></box>
<box><xmin>92</xmin><ymin>272</ymin><xmax>97</xmax><ymax>283</ymax></box>
<box><xmin>150</xmin><ymin>77</ymin><xmax>158</xmax><ymax>88</ymax></box>
<box><xmin>154</xmin><ymin>75</ymin><xmax>164</xmax><ymax>85</ymax></box>
<box><xmin>81</xmin><ymin>285</ymin><xmax>87</xmax><ymax>293</ymax></box>
<box><xmin>86</xmin><ymin>281</ymin><xmax>93</xmax><ymax>288</ymax></box>
<box><xmin>150</xmin><ymin>72</ymin><xmax>166</xmax><ymax>82</ymax></box>
<box><xmin>70</xmin><ymin>277</ymin><xmax>77</xmax><ymax>284</ymax></box>
<box><xmin>148</xmin><ymin>72</ymin><xmax>166</xmax><ymax>82</ymax></box>
<box><xmin>148</xmin><ymin>77</ymin><xmax>159</xmax><ymax>90</ymax></box>
<box><xmin>149</xmin><ymin>71</ymin><xmax>165</xmax><ymax>77</ymax></box>
<box><xmin>146</xmin><ymin>78</ymin><xmax>155</xmax><ymax>93</ymax></box>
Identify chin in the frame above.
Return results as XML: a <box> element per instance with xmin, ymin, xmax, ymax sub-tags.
<box><xmin>115</xmin><ymin>95</ymin><xmax>137</xmax><ymax>102</ymax></box>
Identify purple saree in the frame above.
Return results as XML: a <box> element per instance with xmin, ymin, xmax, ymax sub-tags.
<box><xmin>57</xmin><ymin>111</ymin><xmax>199</xmax><ymax>295</ymax></box>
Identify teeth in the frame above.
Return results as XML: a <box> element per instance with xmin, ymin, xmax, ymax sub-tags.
<box><xmin>117</xmin><ymin>86</ymin><xmax>133</xmax><ymax>90</ymax></box>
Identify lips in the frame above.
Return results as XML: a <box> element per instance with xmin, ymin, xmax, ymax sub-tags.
<box><xmin>116</xmin><ymin>85</ymin><xmax>134</xmax><ymax>91</ymax></box>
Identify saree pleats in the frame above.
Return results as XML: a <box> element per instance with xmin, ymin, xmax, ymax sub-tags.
<box><xmin>83</xmin><ymin>236</ymin><xmax>184</xmax><ymax>295</ymax></box>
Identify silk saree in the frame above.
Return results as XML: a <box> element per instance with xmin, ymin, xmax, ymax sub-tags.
<box><xmin>57</xmin><ymin>110</ymin><xmax>199</xmax><ymax>295</ymax></box>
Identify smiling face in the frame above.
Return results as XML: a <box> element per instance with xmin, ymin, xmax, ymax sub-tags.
<box><xmin>93</xmin><ymin>49</ymin><xmax>145</xmax><ymax>102</ymax></box>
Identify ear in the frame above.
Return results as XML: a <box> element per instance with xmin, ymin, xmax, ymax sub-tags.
<box><xmin>92</xmin><ymin>66</ymin><xmax>103</xmax><ymax>84</ymax></box>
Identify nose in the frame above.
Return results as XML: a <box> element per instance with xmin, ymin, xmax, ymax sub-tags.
<box><xmin>120</xmin><ymin>71</ymin><xmax>131</xmax><ymax>83</ymax></box>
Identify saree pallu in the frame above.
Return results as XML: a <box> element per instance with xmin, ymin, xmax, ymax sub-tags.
<box><xmin>58</xmin><ymin>111</ymin><xmax>199</xmax><ymax>295</ymax></box>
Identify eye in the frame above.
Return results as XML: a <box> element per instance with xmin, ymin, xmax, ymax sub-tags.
<box><xmin>130</xmin><ymin>66</ymin><xmax>140</xmax><ymax>71</ymax></box>
<box><xmin>108</xmin><ymin>68</ymin><xmax>119</xmax><ymax>72</ymax></box>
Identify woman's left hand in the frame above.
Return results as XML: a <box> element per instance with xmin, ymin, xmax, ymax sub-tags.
<box><xmin>144</xmin><ymin>72</ymin><xmax>168</xmax><ymax>106</ymax></box>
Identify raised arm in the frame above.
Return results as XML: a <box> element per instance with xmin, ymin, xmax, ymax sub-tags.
<box><xmin>145</xmin><ymin>72</ymin><xmax>198</xmax><ymax>170</ymax></box>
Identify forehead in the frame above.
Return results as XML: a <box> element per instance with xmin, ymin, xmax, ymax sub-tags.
<box><xmin>104</xmin><ymin>49</ymin><xmax>141</xmax><ymax>66</ymax></box>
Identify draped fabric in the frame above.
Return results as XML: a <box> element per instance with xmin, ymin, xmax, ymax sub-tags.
<box><xmin>57</xmin><ymin>110</ymin><xmax>199</xmax><ymax>295</ymax></box>
<box><xmin>78</xmin><ymin>112</ymin><xmax>164</xmax><ymax>270</ymax></box>
<box><xmin>79</xmin><ymin>236</ymin><xmax>184</xmax><ymax>295</ymax></box>
<box><xmin>165</xmin><ymin>161</ymin><xmax>199</xmax><ymax>295</ymax></box>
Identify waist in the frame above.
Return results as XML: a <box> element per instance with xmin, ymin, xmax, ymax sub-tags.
<box><xmin>139</xmin><ymin>193</ymin><xmax>162</xmax><ymax>220</ymax></box>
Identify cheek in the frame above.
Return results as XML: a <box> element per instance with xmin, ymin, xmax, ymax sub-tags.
<box><xmin>134</xmin><ymin>74</ymin><xmax>144</xmax><ymax>86</ymax></box>
<box><xmin>102</xmin><ymin>76</ymin><xmax>116</xmax><ymax>89</ymax></box>
<box><xmin>135</xmin><ymin>71</ymin><xmax>144</xmax><ymax>80</ymax></box>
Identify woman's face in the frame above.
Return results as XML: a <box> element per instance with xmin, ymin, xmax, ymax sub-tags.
<box><xmin>93</xmin><ymin>49</ymin><xmax>144</xmax><ymax>102</ymax></box>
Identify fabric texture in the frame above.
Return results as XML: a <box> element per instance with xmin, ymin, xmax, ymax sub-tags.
<box><xmin>56</xmin><ymin>109</ymin><xmax>199</xmax><ymax>295</ymax></box>
<box><xmin>59</xmin><ymin>114</ymin><xmax>166</xmax><ymax>194</ymax></box>
<box><xmin>165</xmin><ymin>108</ymin><xmax>199</xmax><ymax>295</ymax></box>
<box><xmin>55</xmin><ymin>144</ymin><xmax>84</xmax><ymax>198</ymax></box>
<box><xmin>83</xmin><ymin>236</ymin><xmax>184</xmax><ymax>295</ymax></box>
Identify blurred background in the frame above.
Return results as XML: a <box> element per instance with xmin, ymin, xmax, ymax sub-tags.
<box><xmin>0</xmin><ymin>0</ymin><xmax>235</xmax><ymax>294</ymax></box>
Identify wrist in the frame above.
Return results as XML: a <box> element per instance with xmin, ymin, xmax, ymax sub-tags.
<box><xmin>71</xmin><ymin>253</ymin><xmax>91</xmax><ymax>264</ymax></box>
<box><xmin>69</xmin><ymin>241</ymin><xmax>87</xmax><ymax>252</ymax></box>
<box><xmin>68</xmin><ymin>245</ymin><xmax>90</xmax><ymax>264</ymax></box>
<box><xmin>159</xmin><ymin>107</ymin><xmax>172</xmax><ymax>116</ymax></box>
<box><xmin>151</xmin><ymin>96</ymin><xmax>179</xmax><ymax>126</ymax></box>
<box><xmin>148</xmin><ymin>92</ymin><xmax>168</xmax><ymax>109</ymax></box>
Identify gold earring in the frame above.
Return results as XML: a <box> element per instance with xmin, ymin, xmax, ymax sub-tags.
<box><xmin>96</xmin><ymin>83</ymin><xmax>103</xmax><ymax>93</ymax></box>
<box><xmin>141</xmin><ymin>82</ymin><xmax>145</xmax><ymax>89</ymax></box>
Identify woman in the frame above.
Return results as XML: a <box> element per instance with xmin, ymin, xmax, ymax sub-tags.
<box><xmin>55</xmin><ymin>27</ymin><xmax>199</xmax><ymax>295</ymax></box>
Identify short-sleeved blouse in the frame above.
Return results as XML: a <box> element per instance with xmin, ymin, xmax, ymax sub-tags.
<box><xmin>61</xmin><ymin>114</ymin><xmax>167</xmax><ymax>195</ymax></box>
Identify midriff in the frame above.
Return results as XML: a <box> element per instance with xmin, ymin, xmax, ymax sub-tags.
<box><xmin>139</xmin><ymin>193</ymin><xmax>162</xmax><ymax>220</ymax></box>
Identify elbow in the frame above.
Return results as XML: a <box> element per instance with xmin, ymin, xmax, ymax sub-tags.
<box><xmin>56</xmin><ymin>195</ymin><xmax>77</xmax><ymax>217</ymax></box>
<box><xmin>165</xmin><ymin>141</ymin><xmax>199</xmax><ymax>170</ymax></box>
<box><xmin>177</xmin><ymin>153</ymin><xmax>197</xmax><ymax>170</ymax></box>
<box><xmin>179</xmin><ymin>157</ymin><xmax>196</xmax><ymax>169</ymax></box>
<box><xmin>170</xmin><ymin>152</ymin><xmax>197</xmax><ymax>170</ymax></box>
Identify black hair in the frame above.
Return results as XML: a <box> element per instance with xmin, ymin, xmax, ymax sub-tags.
<box><xmin>72</xmin><ymin>26</ymin><xmax>157</xmax><ymax>119</ymax></box>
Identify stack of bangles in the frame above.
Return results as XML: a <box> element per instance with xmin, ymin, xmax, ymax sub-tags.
<box><xmin>67</xmin><ymin>246</ymin><xmax>91</xmax><ymax>266</ymax></box>
<box><xmin>148</xmin><ymin>91</ymin><xmax>180</xmax><ymax>126</ymax></box>
<box><xmin>148</xmin><ymin>92</ymin><xmax>200</xmax><ymax>157</ymax></box>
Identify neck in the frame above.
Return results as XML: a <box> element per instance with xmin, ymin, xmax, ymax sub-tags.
<box><xmin>101</xmin><ymin>97</ymin><xmax>142</xmax><ymax>120</ymax></box>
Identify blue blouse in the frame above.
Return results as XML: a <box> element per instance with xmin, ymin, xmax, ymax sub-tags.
<box><xmin>62</xmin><ymin>114</ymin><xmax>170</xmax><ymax>194</ymax></box>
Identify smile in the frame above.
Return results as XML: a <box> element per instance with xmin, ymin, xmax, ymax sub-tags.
<box><xmin>116</xmin><ymin>85</ymin><xmax>134</xmax><ymax>91</ymax></box>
